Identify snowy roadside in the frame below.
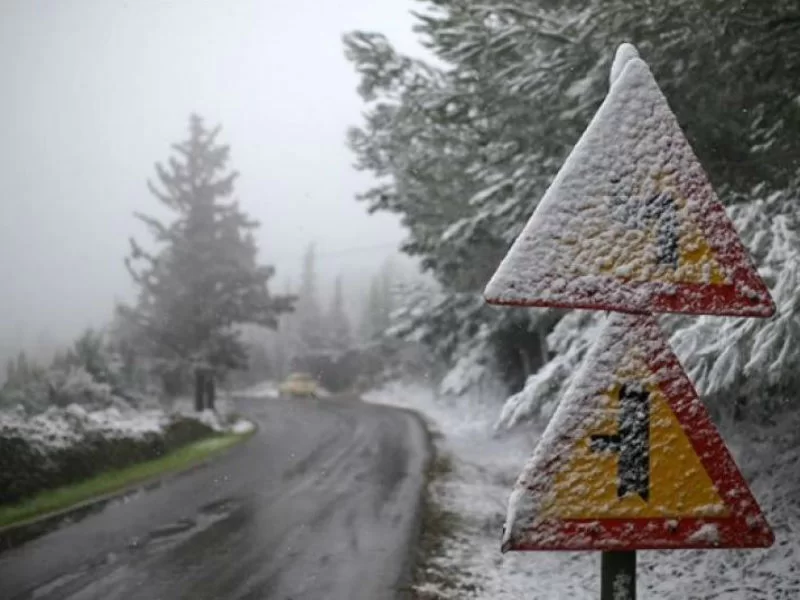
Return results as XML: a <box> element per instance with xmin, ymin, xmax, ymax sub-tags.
<box><xmin>235</xmin><ymin>380</ymin><xmax>280</xmax><ymax>400</ymax></box>
<box><xmin>366</xmin><ymin>381</ymin><xmax>800</xmax><ymax>599</ymax></box>
<box><xmin>170</xmin><ymin>393</ymin><xmax>253</xmax><ymax>433</ymax></box>
<box><xmin>235</xmin><ymin>379</ymin><xmax>332</xmax><ymax>400</ymax></box>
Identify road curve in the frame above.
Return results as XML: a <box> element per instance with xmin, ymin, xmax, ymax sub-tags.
<box><xmin>0</xmin><ymin>395</ymin><xmax>430</xmax><ymax>600</ymax></box>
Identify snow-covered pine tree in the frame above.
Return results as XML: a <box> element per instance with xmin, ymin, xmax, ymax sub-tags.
<box><xmin>122</xmin><ymin>114</ymin><xmax>293</xmax><ymax>411</ymax></box>
<box><xmin>358</xmin><ymin>278</ymin><xmax>382</xmax><ymax>343</ymax></box>
<box><xmin>4</xmin><ymin>358</ymin><xmax>16</xmax><ymax>389</ymax></box>
<box><xmin>327</xmin><ymin>275</ymin><xmax>352</xmax><ymax>352</ymax></box>
<box><xmin>294</xmin><ymin>243</ymin><xmax>327</xmax><ymax>355</ymax></box>
<box><xmin>343</xmin><ymin>8</ymin><xmax>584</xmax><ymax>397</ymax></box>
<box><xmin>358</xmin><ymin>263</ymin><xmax>398</xmax><ymax>344</ymax></box>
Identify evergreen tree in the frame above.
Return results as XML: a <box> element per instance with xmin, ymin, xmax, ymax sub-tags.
<box><xmin>5</xmin><ymin>358</ymin><xmax>16</xmax><ymax>388</ymax></box>
<box><xmin>275</xmin><ymin>277</ymin><xmax>299</xmax><ymax>376</ymax></box>
<box><xmin>294</xmin><ymin>243</ymin><xmax>327</xmax><ymax>353</ymax></box>
<box><xmin>328</xmin><ymin>275</ymin><xmax>352</xmax><ymax>351</ymax></box>
<box><xmin>360</xmin><ymin>277</ymin><xmax>383</xmax><ymax>342</ymax></box>
<box><xmin>376</xmin><ymin>260</ymin><xmax>394</xmax><ymax>334</ymax></box>
<box><xmin>72</xmin><ymin>329</ymin><xmax>109</xmax><ymax>383</ymax></box>
<box><xmin>122</xmin><ymin>114</ymin><xmax>293</xmax><ymax>410</ymax></box>
<box><xmin>15</xmin><ymin>352</ymin><xmax>31</xmax><ymax>387</ymax></box>
<box><xmin>106</xmin><ymin>309</ymin><xmax>150</xmax><ymax>392</ymax></box>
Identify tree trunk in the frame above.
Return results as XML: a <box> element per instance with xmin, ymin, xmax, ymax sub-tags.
<box><xmin>538</xmin><ymin>330</ymin><xmax>549</xmax><ymax>366</ymax></box>
<box><xmin>518</xmin><ymin>347</ymin><xmax>532</xmax><ymax>382</ymax></box>
<box><xmin>733</xmin><ymin>394</ymin><xmax>746</xmax><ymax>422</ymax></box>
<box><xmin>206</xmin><ymin>375</ymin><xmax>216</xmax><ymax>411</ymax></box>
<box><xmin>194</xmin><ymin>370</ymin><xmax>206</xmax><ymax>412</ymax></box>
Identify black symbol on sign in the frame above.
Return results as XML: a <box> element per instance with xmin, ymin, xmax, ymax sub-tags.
<box><xmin>590</xmin><ymin>383</ymin><xmax>651</xmax><ymax>501</ymax></box>
<box><xmin>624</xmin><ymin>190</ymin><xmax>679</xmax><ymax>269</ymax></box>
<box><xmin>642</xmin><ymin>191</ymin><xmax>679</xmax><ymax>268</ymax></box>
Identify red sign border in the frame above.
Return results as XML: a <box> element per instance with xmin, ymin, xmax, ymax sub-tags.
<box><xmin>508</xmin><ymin>316</ymin><xmax>774</xmax><ymax>552</ymax></box>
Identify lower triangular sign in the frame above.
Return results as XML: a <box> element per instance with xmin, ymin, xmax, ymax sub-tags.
<box><xmin>503</xmin><ymin>313</ymin><xmax>773</xmax><ymax>552</ymax></box>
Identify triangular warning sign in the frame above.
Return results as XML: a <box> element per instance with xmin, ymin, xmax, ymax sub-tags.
<box><xmin>484</xmin><ymin>51</ymin><xmax>774</xmax><ymax>317</ymax></box>
<box><xmin>503</xmin><ymin>313</ymin><xmax>773</xmax><ymax>552</ymax></box>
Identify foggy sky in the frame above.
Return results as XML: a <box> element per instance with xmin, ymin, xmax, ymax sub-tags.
<box><xmin>0</xmin><ymin>0</ymin><xmax>423</xmax><ymax>353</ymax></box>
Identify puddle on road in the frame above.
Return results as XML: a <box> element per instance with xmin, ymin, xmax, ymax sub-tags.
<box><xmin>131</xmin><ymin>497</ymin><xmax>242</xmax><ymax>552</ymax></box>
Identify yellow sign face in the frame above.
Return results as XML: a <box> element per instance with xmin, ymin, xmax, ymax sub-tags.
<box><xmin>541</xmin><ymin>357</ymin><xmax>727</xmax><ymax>520</ymax></box>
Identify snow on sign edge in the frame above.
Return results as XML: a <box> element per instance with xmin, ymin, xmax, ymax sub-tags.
<box><xmin>501</xmin><ymin>312</ymin><xmax>774</xmax><ymax>552</ymax></box>
<box><xmin>609</xmin><ymin>42</ymin><xmax>639</xmax><ymax>85</ymax></box>
<box><xmin>483</xmin><ymin>44</ymin><xmax>775</xmax><ymax>318</ymax></box>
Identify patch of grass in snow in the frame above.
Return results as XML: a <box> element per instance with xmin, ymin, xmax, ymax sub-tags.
<box><xmin>410</xmin><ymin>452</ymin><xmax>479</xmax><ymax>599</ymax></box>
<box><xmin>0</xmin><ymin>427</ymin><xmax>254</xmax><ymax>530</ymax></box>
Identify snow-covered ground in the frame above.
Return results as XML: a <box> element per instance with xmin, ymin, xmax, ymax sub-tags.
<box><xmin>236</xmin><ymin>379</ymin><xmax>332</xmax><ymax>399</ymax></box>
<box><xmin>170</xmin><ymin>394</ymin><xmax>245</xmax><ymax>432</ymax></box>
<box><xmin>366</xmin><ymin>381</ymin><xmax>800</xmax><ymax>599</ymax></box>
<box><xmin>236</xmin><ymin>380</ymin><xmax>280</xmax><ymax>400</ymax></box>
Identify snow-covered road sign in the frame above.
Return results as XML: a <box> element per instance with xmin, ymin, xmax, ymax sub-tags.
<box><xmin>501</xmin><ymin>313</ymin><xmax>773</xmax><ymax>552</ymax></box>
<box><xmin>484</xmin><ymin>46</ymin><xmax>774</xmax><ymax>317</ymax></box>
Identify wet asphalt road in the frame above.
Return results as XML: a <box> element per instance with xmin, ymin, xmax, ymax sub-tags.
<box><xmin>0</xmin><ymin>395</ymin><xmax>430</xmax><ymax>600</ymax></box>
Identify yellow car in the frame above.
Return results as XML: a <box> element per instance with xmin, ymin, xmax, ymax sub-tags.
<box><xmin>278</xmin><ymin>373</ymin><xmax>318</xmax><ymax>398</ymax></box>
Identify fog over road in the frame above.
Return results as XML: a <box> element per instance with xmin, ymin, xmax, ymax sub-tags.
<box><xmin>0</xmin><ymin>394</ymin><xmax>430</xmax><ymax>600</ymax></box>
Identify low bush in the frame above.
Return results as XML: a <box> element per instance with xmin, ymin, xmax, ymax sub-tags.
<box><xmin>0</xmin><ymin>411</ymin><xmax>215</xmax><ymax>506</ymax></box>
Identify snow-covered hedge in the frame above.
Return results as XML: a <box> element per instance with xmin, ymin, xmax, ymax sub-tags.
<box><xmin>0</xmin><ymin>403</ymin><xmax>233</xmax><ymax>506</ymax></box>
